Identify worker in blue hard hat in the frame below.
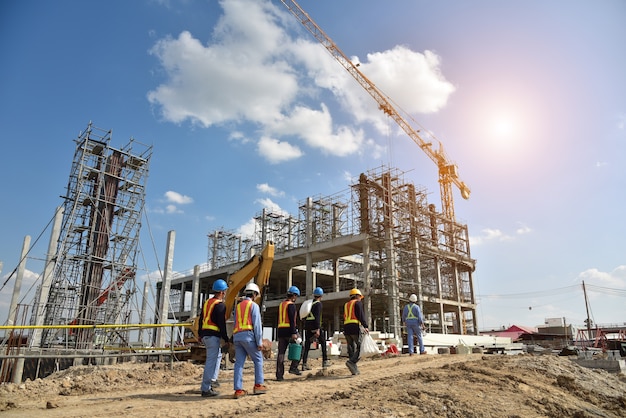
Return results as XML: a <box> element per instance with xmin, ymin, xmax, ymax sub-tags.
<box><xmin>275</xmin><ymin>285</ymin><xmax>301</xmax><ymax>380</ymax></box>
<box><xmin>198</xmin><ymin>279</ymin><xmax>229</xmax><ymax>397</ymax></box>
<box><xmin>301</xmin><ymin>287</ymin><xmax>331</xmax><ymax>370</ymax></box>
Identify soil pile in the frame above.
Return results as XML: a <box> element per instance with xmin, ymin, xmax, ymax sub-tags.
<box><xmin>1</xmin><ymin>353</ymin><xmax>625</xmax><ymax>417</ymax></box>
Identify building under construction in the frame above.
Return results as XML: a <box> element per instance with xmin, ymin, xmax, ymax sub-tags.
<box><xmin>28</xmin><ymin>123</ymin><xmax>153</xmax><ymax>350</ymax></box>
<box><xmin>161</xmin><ymin>166</ymin><xmax>477</xmax><ymax>340</ymax></box>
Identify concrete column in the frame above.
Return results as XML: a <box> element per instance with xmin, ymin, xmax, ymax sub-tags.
<box><xmin>156</xmin><ymin>230</ymin><xmax>175</xmax><ymax>348</ymax></box>
<box><xmin>11</xmin><ymin>356</ymin><xmax>24</xmax><ymax>384</ymax></box>
<box><xmin>31</xmin><ymin>206</ymin><xmax>64</xmax><ymax>348</ymax></box>
<box><xmin>191</xmin><ymin>265</ymin><xmax>200</xmax><ymax>317</ymax></box>
<box><xmin>362</xmin><ymin>239</ymin><xmax>372</xmax><ymax>332</ymax></box>
<box><xmin>139</xmin><ymin>281</ymin><xmax>150</xmax><ymax>344</ymax></box>
<box><xmin>306</xmin><ymin>252</ymin><xmax>313</xmax><ymax>297</ymax></box>
<box><xmin>7</xmin><ymin>235</ymin><xmax>30</xmax><ymax>326</ymax></box>
<box><xmin>435</xmin><ymin>257</ymin><xmax>445</xmax><ymax>334</ymax></box>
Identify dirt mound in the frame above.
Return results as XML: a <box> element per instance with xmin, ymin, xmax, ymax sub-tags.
<box><xmin>1</xmin><ymin>353</ymin><xmax>624</xmax><ymax>417</ymax></box>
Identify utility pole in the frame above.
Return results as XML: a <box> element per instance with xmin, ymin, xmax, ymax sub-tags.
<box><xmin>582</xmin><ymin>281</ymin><xmax>592</xmax><ymax>341</ymax></box>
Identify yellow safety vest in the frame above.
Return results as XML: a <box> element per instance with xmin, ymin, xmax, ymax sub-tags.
<box><xmin>233</xmin><ymin>299</ymin><xmax>254</xmax><ymax>333</ymax></box>
<box><xmin>278</xmin><ymin>300</ymin><xmax>294</xmax><ymax>328</ymax></box>
<box><xmin>306</xmin><ymin>300</ymin><xmax>321</xmax><ymax>322</ymax></box>
<box><xmin>201</xmin><ymin>297</ymin><xmax>222</xmax><ymax>331</ymax></box>
<box><xmin>406</xmin><ymin>303</ymin><xmax>418</xmax><ymax>320</ymax></box>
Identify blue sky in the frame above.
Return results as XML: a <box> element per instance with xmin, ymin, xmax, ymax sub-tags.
<box><xmin>1</xmin><ymin>0</ymin><xmax>625</xmax><ymax>331</ymax></box>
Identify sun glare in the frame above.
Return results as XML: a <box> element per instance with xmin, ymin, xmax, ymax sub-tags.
<box><xmin>487</xmin><ymin>113</ymin><xmax>520</xmax><ymax>146</ymax></box>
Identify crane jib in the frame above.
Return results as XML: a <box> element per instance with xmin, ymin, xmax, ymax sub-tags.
<box><xmin>279</xmin><ymin>0</ymin><xmax>471</xmax><ymax>221</ymax></box>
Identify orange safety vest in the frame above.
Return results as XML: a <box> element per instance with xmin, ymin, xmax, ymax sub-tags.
<box><xmin>343</xmin><ymin>299</ymin><xmax>359</xmax><ymax>325</ymax></box>
<box><xmin>233</xmin><ymin>299</ymin><xmax>254</xmax><ymax>334</ymax></box>
<box><xmin>201</xmin><ymin>297</ymin><xmax>223</xmax><ymax>331</ymax></box>
<box><xmin>278</xmin><ymin>300</ymin><xmax>294</xmax><ymax>328</ymax></box>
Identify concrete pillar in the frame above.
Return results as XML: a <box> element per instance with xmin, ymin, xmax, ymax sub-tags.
<box><xmin>31</xmin><ymin>206</ymin><xmax>64</xmax><ymax>348</ymax></box>
<box><xmin>7</xmin><ymin>235</ymin><xmax>30</xmax><ymax>326</ymax></box>
<box><xmin>191</xmin><ymin>265</ymin><xmax>200</xmax><ymax>317</ymax></box>
<box><xmin>362</xmin><ymin>239</ymin><xmax>372</xmax><ymax>332</ymax></box>
<box><xmin>139</xmin><ymin>281</ymin><xmax>150</xmax><ymax>344</ymax></box>
<box><xmin>435</xmin><ymin>257</ymin><xmax>445</xmax><ymax>334</ymax></box>
<box><xmin>306</xmin><ymin>252</ymin><xmax>313</xmax><ymax>297</ymax></box>
<box><xmin>11</xmin><ymin>356</ymin><xmax>24</xmax><ymax>384</ymax></box>
<box><xmin>156</xmin><ymin>230</ymin><xmax>175</xmax><ymax>348</ymax></box>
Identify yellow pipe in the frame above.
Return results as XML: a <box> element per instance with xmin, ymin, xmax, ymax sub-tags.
<box><xmin>0</xmin><ymin>323</ymin><xmax>192</xmax><ymax>330</ymax></box>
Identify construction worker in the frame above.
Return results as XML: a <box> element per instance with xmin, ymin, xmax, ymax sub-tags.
<box><xmin>198</xmin><ymin>279</ymin><xmax>230</xmax><ymax>397</ymax></box>
<box><xmin>302</xmin><ymin>287</ymin><xmax>331</xmax><ymax>370</ymax></box>
<box><xmin>275</xmin><ymin>285</ymin><xmax>301</xmax><ymax>380</ymax></box>
<box><xmin>402</xmin><ymin>294</ymin><xmax>426</xmax><ymax>355</ymax></box>
<box><xmin>343</xmin><ymin>288</ymin><xmax>369</xmax><ymax>375</ymax></box>
<box><xmin>232</xmin><ymin>282</ymin><xmax>267</xmax><ymax>398</ymax></box>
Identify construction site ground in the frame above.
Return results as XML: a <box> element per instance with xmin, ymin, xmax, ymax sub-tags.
<box><xmin>1</xmin><ymin>352</ymin><xmax>625</xmax><ymax>418</ymax></box>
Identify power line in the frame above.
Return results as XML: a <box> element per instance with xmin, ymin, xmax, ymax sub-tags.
<box><xmin>477</xmin><ymin>285</ymin><xmax>580</xmax><ymax>299</ymax></box>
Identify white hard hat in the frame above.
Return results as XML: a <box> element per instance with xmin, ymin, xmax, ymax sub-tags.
<box><xmin>244</xmin><ymin>282</ymin><xmax>260</xmax><ymax>294</ymax></box>
<box><xmin>409</xmin><ymin>294</ymin><xmax>418</xmax><ymax>302</ymax></box>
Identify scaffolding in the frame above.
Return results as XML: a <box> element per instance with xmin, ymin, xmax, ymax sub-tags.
<box><xmin>32</xmin><ymin>122</ymin><xmax>152</xmax><ymax>350</ymax></box>
<box><xmin>165</xmin><ymin>166</ymin><xmax>477</xmax><ymax>341</ymax></box>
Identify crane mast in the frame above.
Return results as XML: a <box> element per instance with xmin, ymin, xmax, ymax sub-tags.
<box><xmin>279</xmin><ymin>0</ymin><xmax>470</xmax><ymax>220</ymax></box>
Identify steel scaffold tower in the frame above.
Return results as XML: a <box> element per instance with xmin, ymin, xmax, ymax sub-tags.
<box><xmin>35</xmin><ymin>122</ymin><xmax>152</xmax><ymax>349</ymax></box>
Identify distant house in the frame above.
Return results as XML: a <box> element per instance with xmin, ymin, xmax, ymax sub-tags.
<box><xmin>481</xmin><ymin>325</ymin><xmax>538</xmax><ymax>342</ymax></box>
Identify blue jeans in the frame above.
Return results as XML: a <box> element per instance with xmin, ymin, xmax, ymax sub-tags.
<box><xmin>406</xmin><ymin>321</ymin><xmax>424</xmax><ymax>354</ymax></box>
<box><xmin>234</xmin><ymin>335</ymin><xmax>264</xmax><ymax>390</ymax></box>
<box><xmin>201</xmin><ymin>336</ymin><xmax>222</xmax><ymax>391</ymax></box>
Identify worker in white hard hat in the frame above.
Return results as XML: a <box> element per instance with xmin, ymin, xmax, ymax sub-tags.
<box><xmin>402</xmin><ymin>294</ymin><xmax>426</xmax><ymax>355</ymax></box>
<box><xmin>232</xmin><ymin>282</ymin><xmax>267</xmax><ymax>398</ymax></box>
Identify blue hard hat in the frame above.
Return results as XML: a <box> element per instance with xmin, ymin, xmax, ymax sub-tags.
<box><xmin>287</xmin><ymin>285</ymin><xmax>300</xmax><ymax>296</ymax></box>
<box><xmin>313</xmin><ymin>287</ymin><xmax>324</xmax><ymax>296</ymax></box>
<box><xmin>212</xmin><ymin>279</ymin><xmax>228</xmax><ymax>292</ymax></box>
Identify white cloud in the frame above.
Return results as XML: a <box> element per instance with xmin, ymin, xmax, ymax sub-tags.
<box><xmin>166</xmin><ymin>204</ymin><xmax>183</xmax><ymax>214</ymax></box>
<box><xmin>0</xmin><ymin>269</ymin><xmax>41</xmax><ymax>318</ymax></box>
<box><xmin>471</xmin><ymin>222</ymin><xmax>534</xmax><ymax>245</ymax></box>
<box><xmin>257</xmin><ymin>183</ymin><xmax>284</xmax><ymax>197</ymax></box>
<box><xmin>147</xmin><ymin>1</ymin><xmax>298</xmax><ymax>128</ymax></box>
<box><xmin>270</xmin><ymin>104</ymin><xmax>365</xmax><ymax>157</ymax></box>
<box><xmin>147</xmin><ymin>0</ymin><xmax>455</xmax><ymax>163</ymax></box>
<box><xmin>254</xmin><ymin>197</ymin><xmax>288</xmax><ymax>216</ymax></box>
<box><xmin>238</xmin><ymin>218</ymin><xmax>256</xmax><ymax>239</ymax></box>
<box><xmin>165</xmin><ymin>191</ymin><xmax>193</xmax><ymax>205</ymax></box>
<box><xmin>577</xmin><ymin>266</ymin><xmax>626</xmax><ymax>288</ymax></box>
<box><xmin>258</xmin><ymin>136</ymin><xmax>303</xmax><ymax>163</ymax></box>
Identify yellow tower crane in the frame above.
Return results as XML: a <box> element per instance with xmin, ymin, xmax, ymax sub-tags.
<box><xmin>279</xmin><ymin>0</ymin><xmax>470</xmax><ymax>221</ymax></box>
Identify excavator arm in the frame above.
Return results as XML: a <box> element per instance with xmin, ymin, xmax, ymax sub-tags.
<box><xmin>223</xmin><ymin>240</ymin><xmax>274</xmax><ymax>319</ymax></box>
<box><xmin>189</xmin><ymin>241</ymin><xmax>274</xmax><ymax>340</ymax></box>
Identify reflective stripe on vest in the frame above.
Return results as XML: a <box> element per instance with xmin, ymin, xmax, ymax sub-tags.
<box><xmin>278</xmin><ymin>300</ymin><xmax>293</xmax><ymax>328</ymax></box>
<box><xmin>343</xmin><ymin>299</ymin><xmax>359</xmax><ymax>325</ymax></box>
<box><xmin>233</xmin><ymin>299</ymin><xmax>254</xmax><ymax>334</ymax></box>
<box><xmin>306</xmin><ymin>300</ymin><xmax>321</xmax><ymax>322</ymax></box>
<box><xmin>201</xmin><ymin>297</ymin><xmax>222</xmax><ymax>332</ymax></box>
<box><xmin>406</xmin><ymin>303</ymin><xmax>418</xmax><ymax>320</ymax></box>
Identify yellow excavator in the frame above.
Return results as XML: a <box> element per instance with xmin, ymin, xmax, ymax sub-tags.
<box><xmin>185</xmin><ymin>241</ymin><xmax>275</xmax><ymax>362</ymax></box>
